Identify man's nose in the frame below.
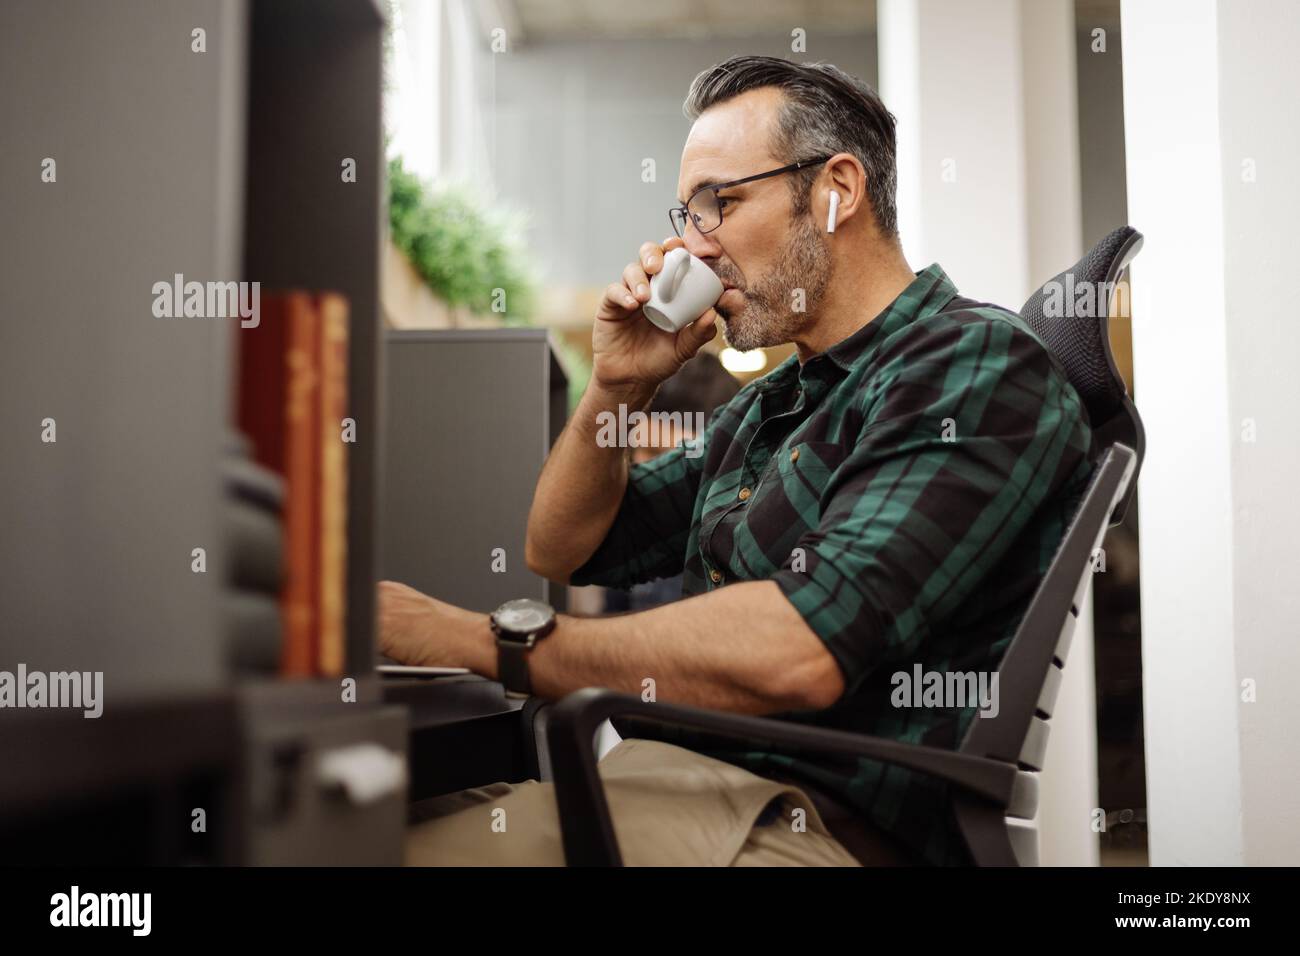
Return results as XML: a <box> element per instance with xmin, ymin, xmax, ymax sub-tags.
<box><xmin>681</xmin><ymin>224</ymin><xmax>722</xmax><ymax>261</ymax></box>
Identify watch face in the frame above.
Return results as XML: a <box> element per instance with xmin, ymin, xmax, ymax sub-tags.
<box><xmin>494</xmin><ymin>598</ymin><xmax>553</xmax><ymax>635</ymax></box>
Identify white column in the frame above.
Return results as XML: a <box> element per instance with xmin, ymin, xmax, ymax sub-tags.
<box><xmin>879</xmin><ymin>0</ymin><xmax>1097</xmax><ymax>866</ymax></box>
<box><xmin>1121</xmin><ymin>0</ymin><xmax>1300</xmax><ymax>866</ymax></box>
<box><xmin>880</xmin><ymin>0</ymin><xmax>1082</xmax><ymax>309</ymax></box>
<box><xmin>1039</xmin><ymin>578</ymin><xmax>1100</xmax><ymax>866</ymax></box>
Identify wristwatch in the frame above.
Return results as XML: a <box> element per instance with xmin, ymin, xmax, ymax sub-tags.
<box><xmin>489</xmin><ymin>598</ymin><xmax>557</xmax><ymax>698</ymax></box>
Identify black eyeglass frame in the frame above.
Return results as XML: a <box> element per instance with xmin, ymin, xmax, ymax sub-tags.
<box><xmin>668</xmin><ymin>156</ymin><xmax>834</xmax><ymax>239</ymax></box>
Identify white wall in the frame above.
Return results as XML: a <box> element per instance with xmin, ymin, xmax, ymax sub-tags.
<box><xmin>881</xmin><ymin>0</ymin><xmax>1033</xmax><ymax>309</ymax></box>
<box><xmin>488</xmin><ymin>34</ymin><xmax>876</xmax><ymax>289</ymax></box>
<box><xmin>1122</xmin><ymin>0</ymin><xmax>1300</xmax><ymax>865</ymax></box>
<box><xmin>1215</xmin><ymin>0</ymin><xmax>1300</xmax><ymax>868</ymax></box>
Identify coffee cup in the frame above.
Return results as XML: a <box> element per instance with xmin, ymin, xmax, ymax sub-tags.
<box><xmin>643</xmin><ymin>247</ymin><xmax>724</xmax><ymax>333</ymax></box>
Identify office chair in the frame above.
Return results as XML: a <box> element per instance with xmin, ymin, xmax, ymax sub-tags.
<box><xmin>539</xmin><ymin>226</ymin><xmax>1146</xmax><ymax>866</ymax></box>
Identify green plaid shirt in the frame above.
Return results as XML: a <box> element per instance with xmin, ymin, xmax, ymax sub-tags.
<box><xmin>570</xmin><ymin>264</ymin><xmax>1093</xmax><ymax>865</ymax></box>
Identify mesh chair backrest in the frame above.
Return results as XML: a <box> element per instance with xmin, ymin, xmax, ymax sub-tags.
<box><xmin>1019</xmin><ymin>226</ymin><xmax>1142</xmax><ymax>430</ymax></box>
<box><xmin>1021</xmin><ymin>226</ymin><xmax>1145</xmax><ymax>526</ymax></box>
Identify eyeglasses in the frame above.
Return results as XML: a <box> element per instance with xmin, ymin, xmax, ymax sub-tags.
<box><xmin>669</xmin><ymin>156</ymin><xmax>832</xmax><ymax>239</ymax></box>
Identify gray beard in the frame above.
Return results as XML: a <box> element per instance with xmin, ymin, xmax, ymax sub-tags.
<box><xmin>716</xmin><ymin>212</ymin><xmax>833</xmax><ymax>353</ymax></box>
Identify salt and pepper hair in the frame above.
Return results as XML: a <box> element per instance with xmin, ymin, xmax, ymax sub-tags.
<box><xmin>683</xmin><ymin>55</ymin><xmax>899</xmax><ymax>238</ymax></box>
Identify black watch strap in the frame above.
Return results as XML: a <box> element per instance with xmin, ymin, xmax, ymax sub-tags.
<box><xmin>497</xmin><ymin>639</ymin><xmax>533</xmax><ymax>697</ymax></box>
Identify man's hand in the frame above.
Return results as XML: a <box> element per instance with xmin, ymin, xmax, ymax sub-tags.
<box><xmin>524</xmin><ymin>240</ymin><xmax>720</xmax><ymax>585</ymax></box>
<box><xmin>375</xmin><ymin>580</ymin><xmax>493</xmax><ymax>673</ymax></box>
<box><xmin>591</xmin><ymin>236</ymin><xmax>719</xmax><ymax>398</ymax></box>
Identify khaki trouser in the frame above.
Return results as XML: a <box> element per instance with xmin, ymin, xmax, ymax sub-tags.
<box><xmin>405</xmin><ymin>737</ymin><xmax>902</xmax><ymax>867</ymax></box>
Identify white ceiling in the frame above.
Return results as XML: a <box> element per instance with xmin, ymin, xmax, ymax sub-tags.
<box><xmin>504</xmin><ymin>0</ymin><xmax>876</xmax><ymax>42</ymax></box>
<box><xmin>491</xmin><ymin>0</ymin><xmax>1120</xmax><ymax>45</ymax></box>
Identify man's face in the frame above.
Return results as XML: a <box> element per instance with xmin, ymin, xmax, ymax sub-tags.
<box><xmin>676</xmin><ymin>87</ymin><xmax>834</xmax><ymax>353</ymax></box>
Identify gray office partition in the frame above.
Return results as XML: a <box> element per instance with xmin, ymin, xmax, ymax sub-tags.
<box><xmin>0</xmin><ymin>0</ymin><xmax>241</xmax><ymax>699</ymax></box>
<box><xmin>380</xmin><ymin>330</ymin><xmax>570</xmax><ymax>616</ymax></box>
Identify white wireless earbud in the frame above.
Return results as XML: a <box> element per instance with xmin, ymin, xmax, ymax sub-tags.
<box><xmin>826</xmin><ymin>190</ymin><xmax>841</xmax><ymax>234</ymax></box>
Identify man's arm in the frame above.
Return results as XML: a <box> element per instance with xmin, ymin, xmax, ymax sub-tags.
<box><xmin>525</xmin><ymin>237</ymin><xmax>719</xmax><ymax>582</ymax></box>
<box><xmin>525</xmin><ymin>582</ymin><xmax>844</xmax><ymax>713</ymax></box>
<box><xmin>523</xmin><ymin>380</ymin><xmax>653</xmax><ymax>583</ymax></box>
<box><xmin>382</xmin><ymin>579</ymin><xmax>845</xmax><ymax>715</ymax></box>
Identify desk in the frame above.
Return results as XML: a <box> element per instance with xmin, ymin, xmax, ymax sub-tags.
<box><xmin>381</xmin><ymin>675</ymin><xmax>549</xmax><ymax>803</ymax></box>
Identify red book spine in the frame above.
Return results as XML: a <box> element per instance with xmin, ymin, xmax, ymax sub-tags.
<box><xmin>235</xmin><ymin>294</ymin><xmax>289</xmax><ymax>473</ymax></box>
<box><xmin>281</xmin><ymin>293</ymin><xmax>320</xmax><ymax>678</ymax></box>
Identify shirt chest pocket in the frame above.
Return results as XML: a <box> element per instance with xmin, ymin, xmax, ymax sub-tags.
<box><xmin>773</xmin><ymin>439</ymin><xmax>849</xmax><ymax>510</ymax></box>
<box><xmin>779</xmin><ymin>440</ymin><xmax>848</xmax><ymax>479</ymax></box>
<box><xmin>740</xmin><ymin>440</ymin><xmax>849</xmax><ymax>565</ymax></box>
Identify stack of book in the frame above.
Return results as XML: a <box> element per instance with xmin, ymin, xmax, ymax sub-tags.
<box><xmin>222</xmin><ymin>431</ymin><xmax>286</xmax><ymax>675</ymax></box>
<box><xmin>235</xmin><ymin>292</ymin><xmax>350</xmax><ymax>679</ymax></box>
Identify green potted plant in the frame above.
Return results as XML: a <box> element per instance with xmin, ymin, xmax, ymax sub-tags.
<box><xmin>385</xmin><ymin>156</ymin><xmax>591</xmax><ymax>408</ymax></box>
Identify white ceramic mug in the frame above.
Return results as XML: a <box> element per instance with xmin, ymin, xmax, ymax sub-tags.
<box><xmin>643</xmin><ymin>247</ymin><xmax>724</xmax><ymax>333</ymax></box>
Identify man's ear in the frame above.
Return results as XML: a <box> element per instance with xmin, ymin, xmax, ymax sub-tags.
<box><xmin>821</xmin><ymin>154</ymin><xmax>868</xmax><ymax>231</ymax></box>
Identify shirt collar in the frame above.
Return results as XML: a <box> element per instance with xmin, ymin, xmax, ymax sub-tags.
<box><xmin>751</xmin><ymin>263</ymin><xmax>960</xmax><ymax>393</ymax></box>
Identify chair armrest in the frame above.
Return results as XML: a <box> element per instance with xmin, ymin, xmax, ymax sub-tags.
<box><xmin>545</xmin><ymin>687</ymin><xmax>1018</xmax><ymax>866</ymax></box>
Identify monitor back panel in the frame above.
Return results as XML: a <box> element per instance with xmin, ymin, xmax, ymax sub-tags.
<box><xmin>380</xmin><ymin>331</ymin><xmax>567</xmax><ymax>614</ymax></box>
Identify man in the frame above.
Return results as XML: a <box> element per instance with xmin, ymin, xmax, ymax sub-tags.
<box><xmin>383</xmin><ymin>55</ymin><xmax>1093</xmax><ymax>866</ymax></box>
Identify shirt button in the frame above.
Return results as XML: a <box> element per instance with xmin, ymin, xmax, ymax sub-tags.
<box><xmin>738</xmin><ymin>487</ymin><xmax>751</xmax><ymax>501</ymax></box>
<box><xmin>709</xmin><ymin>569</ymin><xmax>722</xmax><ymax>584</ymax></box>
<box><xmin>789</xmin><ymin>448</ymin><xmax>800</xmax><ymax>463</ymax></box>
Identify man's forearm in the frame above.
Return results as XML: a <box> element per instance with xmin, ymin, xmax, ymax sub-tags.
<box><xmin>524</xmin><ymin>380</ymin><xmax>656</xmax><ymax>580</ymax></box>
<box><xmin>473</xmin><ymin>581</ymin><xmax>845</xmax><ymax>715</ymax></box>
